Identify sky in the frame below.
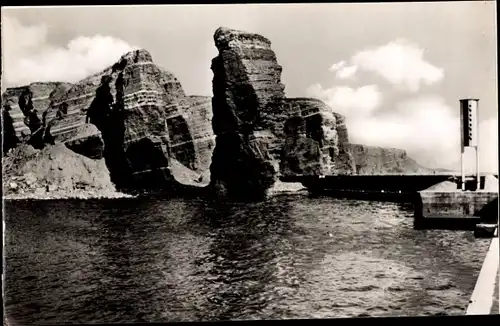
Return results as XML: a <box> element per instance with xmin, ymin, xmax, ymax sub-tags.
<box><xmin>1</xmin><ymin>2</ymin><xmax>498</xmax><ymax>172</ymax></box>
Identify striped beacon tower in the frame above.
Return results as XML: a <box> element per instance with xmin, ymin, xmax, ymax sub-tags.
<box><xmin>459</xmin><ymin>99</ymin><xmax>480</xmax><ymax>191</ymax></box>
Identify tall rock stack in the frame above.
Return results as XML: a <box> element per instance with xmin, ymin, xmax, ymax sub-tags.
<box><xmin>2</xmin><ymin>28</ymin><xmax>436</xmax><ymax>200</ymax></box>
<box><xmin>209</xmin><ymin>27</ymin><xmax>287</xmax><ymax>200</ymax></box>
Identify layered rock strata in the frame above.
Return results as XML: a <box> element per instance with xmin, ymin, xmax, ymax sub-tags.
<box><xmin>209</xmin><ymin>27</ymin><xmax>361</xmax><ymax>198</ymax></box>
<box><xmin>1</xmin><ymin>82</ymin><xmax>73</xmax><ymax>150</ymax></box>
<box><xmin>2</xmin><ymin>50</ymin><xmax>216</xmax><ymax>194</ymax></box>
<box><xmin>279</xmin><ymin>98</ymin><xmax>356</xmax><ymax>176</ymax></box>
<box><xmin>2</xmin><ymin>27</ymin><xmax>437</xmax><ymax>200</ymax></box>
<box><xmin>348</xmin><ymin>144</ymin><xmax>434</xmax><ymax>175</ymax></box>
<box><xmin>209</xmin><ymin>27</ymin><xmax>287</xmax><ymax>200</ymax></box>
<box><xmin>69</xmin><ymin>49</ymin><xmax>213</xmax><ymax>191</ymax></box>
<box><xmin>185</xmin><ymin>96</ymin><xmax>216</xmax><ymax>174</ymax></box>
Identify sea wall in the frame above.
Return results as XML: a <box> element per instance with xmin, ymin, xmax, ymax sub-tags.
<box><xmin>415</xmin><ymin>176</ymin><xmax>499</xmax><ymax>227</ymax></box>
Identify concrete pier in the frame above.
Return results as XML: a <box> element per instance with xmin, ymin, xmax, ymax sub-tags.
<box><xmin>466</xmin><ymin>238</ymin><xmax>499</xmax><ymax>315</ymax></box>
<box><xmin>414</xmin><ymin>175</ymin><xmax>498</xmax><ymax>230</ymax></box>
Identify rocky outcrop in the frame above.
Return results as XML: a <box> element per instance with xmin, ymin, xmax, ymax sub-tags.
<box><xmin>209</xmin><ymin>27</ymin><xmax>287</xmax><ymax>200</ymax></box>
<box><xmin>64</xmin><ymin>124</ymin><xmax>105</xmax><ymax>160</ymax></box>
<box><xmin>280</xmin><ymin>116</ymin><xmax>322</xmax><ymax>176</ymax></box>
<box><xmin>73</xmin><ymin>49</ymin><xmax>211</xmax><ymax>191</ymax></box>
<box><xmin>279</xmin><ymin>98</ymin><xmax>356</xmax><ymax>176</ymax></box>
<box><xmin>42</xmin><ymin>49</ymin><xmax>215</xmax><ymax>192</ymax></box>
<box><xmin>185</xmin><ymin>96</ymin><xmax>216</xmax><ymax>174</ymax></box>
<box><xmin>1</xmin><ymin>82</ymin><xmax>73</xmax><ymax>149</ymax></box>
<box><xmin>348</xmin><ymin>144</ymin><xmax>434</xmax><ymax>175</ymax></box>
<box><xmin>2</xmin><ymin>27</ymin><xmax>437</xmax><ymax>201</ymax></box>
<box><xmin>208</xmin><ymin>28</ymin><xmax>363</xmax><ymax>198</ymax></box>
<box><xmin>2</xmin><ymin>143</ymin><xmax>124</xmax><ymax>199</ymax></box>
<box><xmin>2</xmin><ymin>50</ymin><xmax>216</xmax><ymax>195</ymax></box>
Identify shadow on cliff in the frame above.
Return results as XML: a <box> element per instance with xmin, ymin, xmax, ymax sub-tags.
<box><xmin>85</xmin><ymin>73</ymin><xmax>209</xmax><ymax>198</ymax></box>
<box><xmin>85</xmin><ymin>75</ymin><xmax>133</xmax><ymax>192</ymax></box>
<box><xmin>209</xmin><ymin>132</ymin><xmax>277</xmax><ymax>202</ymax></box>
<box><xmin>2</xmin><ymin>105</ymin><xmax>19</xmax><ymax>154</ymax></box>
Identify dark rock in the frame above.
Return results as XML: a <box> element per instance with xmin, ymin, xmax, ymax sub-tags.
<box><xmin>209</xmin><ymin>27</ymin><xmax>288</xmax><ymax>200</ymax></box>
<box><xmin>280</xmin><ymin>116</ymin><xmax>322</xmax><ymax>176</ymax></box>
<box><xmin>39</xmin><ymin>49</ymin><xmax>214</xmax><ymax>191</ymax></box>
<box><xmin>2</xmin><ymin>104</ymin><xmax>19</xmax><ymax>154</ymax></box>
<box><xmin>348</xmin><ymin>144</ymin><xmax>433</xmax><ymax>174</ymax></box>
<box><xmin>1</xmin><ymin>82</ymin><xmax>73</xmax><ymax>145</ymax></box>
<box><xmin>280</xmin><ymin>98</ymin><xmax>356</xmax><ymax>176</ymax></box>
<box><xmin>64</xmin><ymin>124</ymin><xmax>105</xmax><ymax>160</ymax></box>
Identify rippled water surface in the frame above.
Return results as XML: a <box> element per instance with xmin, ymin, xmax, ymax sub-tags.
<box><xmin>4</xmin><ymin>195</ymin><xmax>490</xmax><ymax>323</ymax></box>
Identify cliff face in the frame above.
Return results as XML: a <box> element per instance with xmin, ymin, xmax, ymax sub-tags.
<box><xmin>280</xmin><ymin>98</ymin><xmax>356</xmax><ymax>176</ymax></box>
<box><xmin>209</xmin><ymin>27</ymin><xmax>286</xmax><ymax>200</ymax></box>
<box><xmin>61</xmin><ymin>49</ymin><xmax>214</xmax><ymax>191</ymax></box>
<box><xmin>208</xmin><ymin>28</ymin><xmax>366</xmax><ymax>199</ymax></box>
<box><xmin>2</xmin><ymin>49</ymin><xmax>215</xmax><ymax>194</ymax></box>
<box><xmin>2</xmin><ymin>28</ymin><xmax>436</xmax><ymax>200</ymax></box>
<box><xmin>185</xmin><ymin>95</ymin><xmax>215</xmax><ymax>174</ymax></box>
<box><xmin>1</xmin><ymin>82</ymin><xmax>73</xmax><ymax>151</ymax></box>
<box><xmin>348</xmin><ymin>144</ymin><xmax>434</xmax><ymax>175</ymax></box>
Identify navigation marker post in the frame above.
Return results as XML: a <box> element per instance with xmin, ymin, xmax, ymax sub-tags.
<box><xmin>459</xmin><ymin>99</ymin><xmax>480</xmax><ymax>191</ymax></box>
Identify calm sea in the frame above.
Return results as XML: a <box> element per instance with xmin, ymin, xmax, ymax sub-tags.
<box><xmin>3</xmin><ymin>194</ymin><xmax>490</xmax><ymax>323</ymax></box>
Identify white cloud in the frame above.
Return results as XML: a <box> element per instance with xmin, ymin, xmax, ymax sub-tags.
<box><xmin>310</xmin><ymin>39</ymin><xmax>496</xmax><ymax>171</ymax></box>
<box><xmin>306</xmin><ymin>83</ymin><xmax>382</xmax><ymax>118</ymax></box>
<box><xmin>477</xmin><ymin>119</ymin><xmax>498</xmax><ymax>173</ymax></box>
<box><xmin>331</xmin><ymin>39</ymin><xmax>444</xmax><ymax>92</ymax></box>
<box><xmin>328</xmin><ymin>60</ymin><xmax>345</xmax><ymax>72</ymax></box>
<box><xmin>1</xmin><ymin>16</ymin><xmax>138</xmax><ymax>90</ymax></box>
<box><xmin>307</xmin><ymin>83</ymin><xmax>498</xmax><ymax>173</ymax></box>
<box><xmin>336</xmin><ymin>65</ymin><xmax>357</xmax><ymax>79</ymax></box>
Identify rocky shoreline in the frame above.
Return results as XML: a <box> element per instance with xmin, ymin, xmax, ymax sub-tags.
<box><xmin>2</xmin><ymin>182</ymin><xmax>307</xmax><ymax>201</ymax></box>
<box><xmin>3</xmin><ymin>190</ymin><xmax>135</xmax><ymax>201</ymax></box>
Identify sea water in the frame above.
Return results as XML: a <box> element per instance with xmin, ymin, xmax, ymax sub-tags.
<box><xmin>3</xmin><ymin>194</ymin><xmax>490</xmax><ymax>323</ymax></box>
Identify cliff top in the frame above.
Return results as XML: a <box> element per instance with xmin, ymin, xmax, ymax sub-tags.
<box><xmin>1</xmin><ymin>50</ymin><xmax>155</xmax><ymax>99</ymax></box>
<box><xmin>78</xmin><ymin>48</ymin><xmax>152</xmax><ymax>84</ymax></box>
<box><xmin>349</xmin><ymin>143</ymin><xmax>409</xmax><ymax>153</ymax></box>
<box><xmin>285</xmin><ymin>97</ymin><xmax>348</xmax><ymax>121</ymax></box>
<box><xmin>2</xmin><ymin>82</ymin><xmax>74</xmax><ymax>97</ymax></box>
<box><xmin>214</xmin><ymin>26</ymin><xmax>272</xmax><ymax>50</ymax></box>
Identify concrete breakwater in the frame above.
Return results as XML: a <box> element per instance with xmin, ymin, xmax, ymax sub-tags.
<box><xmin>414</xmin><ymin>175</ymin><xmax>498</xmax><ymax>231</ymax></box>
